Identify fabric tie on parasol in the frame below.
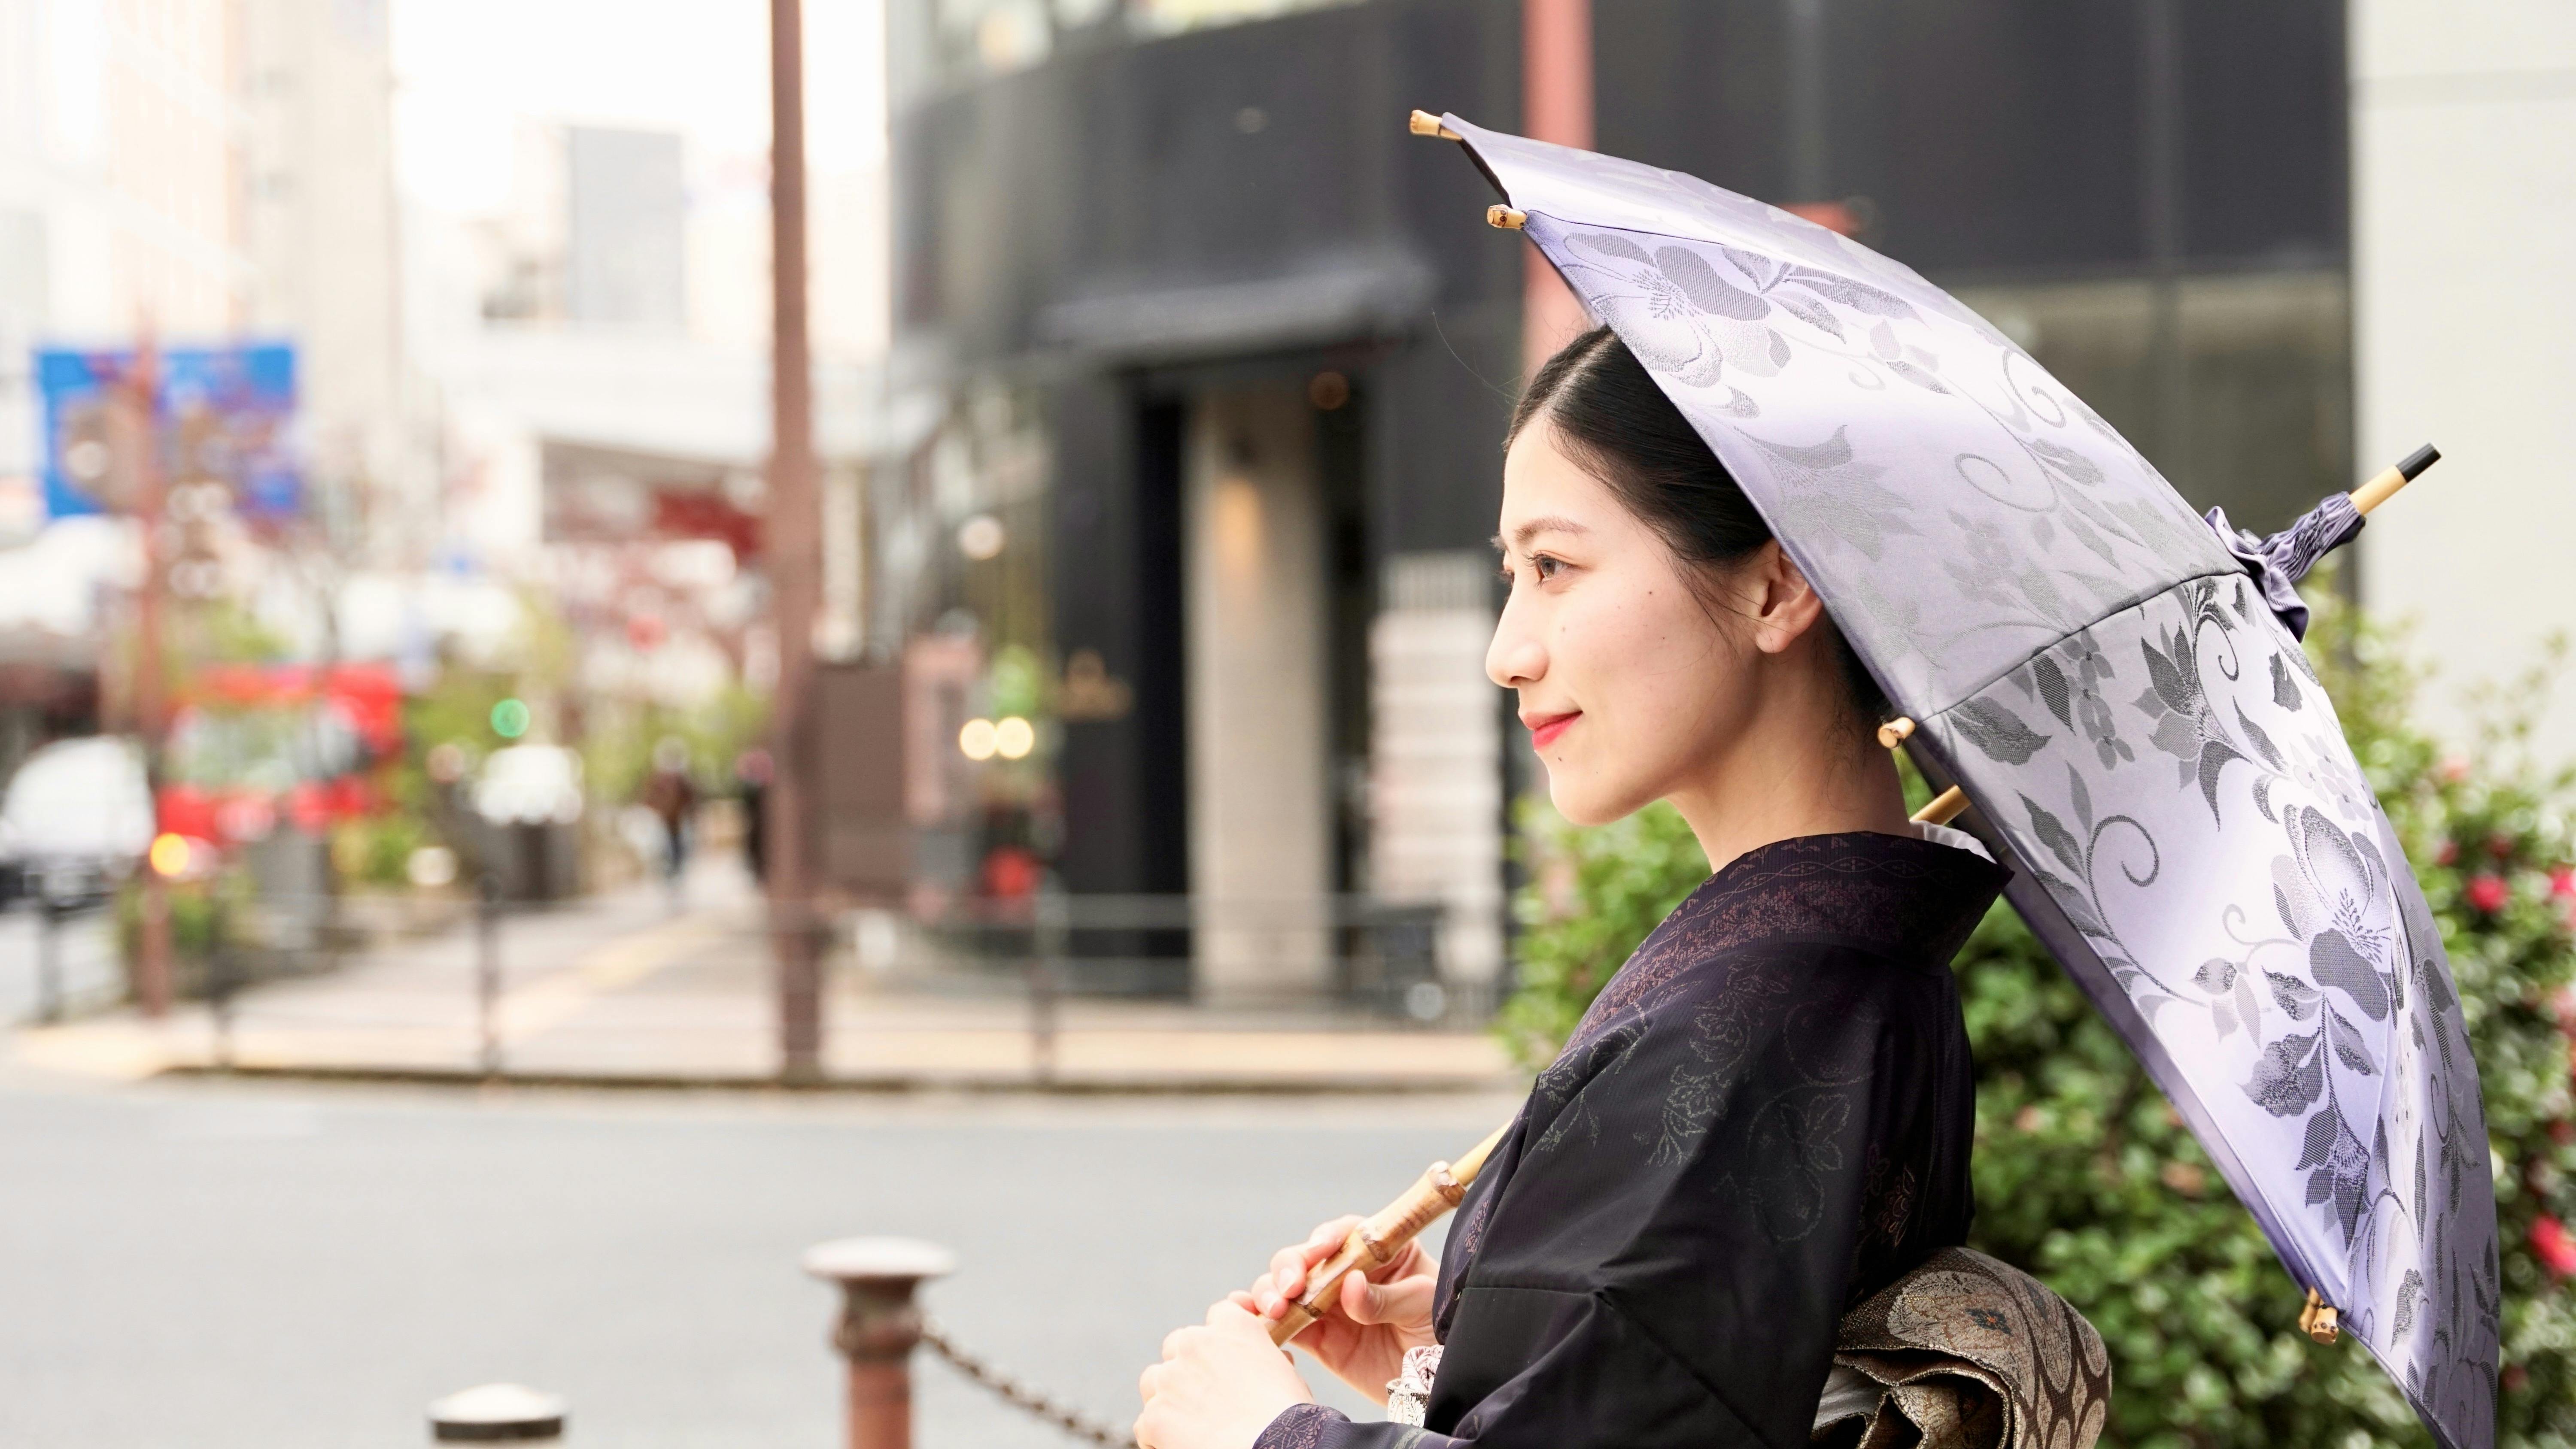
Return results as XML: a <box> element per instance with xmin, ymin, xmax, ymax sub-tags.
<box><xmin>1420</xmin><ymin>111</ymin><xmax>2498</xmax><ymax>1449</ymax></box>
<box><xmin>2203</xmin><ymin>445</ymin><xmax>2437</xmax><ymax>639</ymax></box>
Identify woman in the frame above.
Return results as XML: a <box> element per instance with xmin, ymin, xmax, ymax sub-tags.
<box><xmin>1134</xmin><ymin>326</ymin><xmax>2010</xmax><ymax>1449</ymax></box>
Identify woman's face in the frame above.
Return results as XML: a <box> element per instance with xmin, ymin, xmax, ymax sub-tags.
<box><xmin>1486</xmin><ymin>419</ymin><xmax>1771</xmax><ymax>827</ymax></box>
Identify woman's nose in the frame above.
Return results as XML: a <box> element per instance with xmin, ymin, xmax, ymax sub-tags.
<box><xmin>1487</xmin><ymin>608</ymin><xmax>1548</xmax><ymax>689</ymax></box>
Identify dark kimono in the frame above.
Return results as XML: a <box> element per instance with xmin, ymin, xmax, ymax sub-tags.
<box><xmin>1259</xmin><ymin>831</ymin><xmax>2008</xmax><ymax>1449</ymax></box>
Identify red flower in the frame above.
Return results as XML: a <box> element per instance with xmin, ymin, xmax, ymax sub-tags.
<box><xmin>2491</xmin><ymin>833</ymin><xmax>2518</xmax><ymax>860</ymax></box>
<box><xmin>2530</xmin><ymin>1216</ymin><xmax>2576</xmax><ymax>1278</ymax></box>
<box><xmin>2437</xmin><ymin>840</ymin><xmax>2459</xmax><ymax>866</ymax></box>
<box><xmin>2551</xmin><ymin>865</ymin><xmax>2576</xmax><ymax>900</ymax></box>
<box><xmin>2466</xmin><ymin>874</ymin><xmax>2510</xmax><ymax>914</ymax></box>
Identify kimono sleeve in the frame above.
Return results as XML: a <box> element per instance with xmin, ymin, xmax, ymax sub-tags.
<box><xmin>1249</xmin><ymin>1286</ymin><xmax>1763</xmax><ymax>1449</ymax></box>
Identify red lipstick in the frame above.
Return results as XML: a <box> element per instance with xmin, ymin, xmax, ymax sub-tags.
<box><xmin>1524</xmin><ymin>711</ymin><xmax>1579</xmax><ymax>750</ymax></box>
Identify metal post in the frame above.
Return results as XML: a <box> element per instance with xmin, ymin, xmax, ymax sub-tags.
<box><xmin>35</xmin><ymin>897</ymin><xmax>64</xmax><ymax>1024</ymax></box>
<box><xmin>476</xmin><ymin>873</ymin><xmax>503</xmax><ymax>1076</ymax></box>
<box><xmin>1030</xmin><ymin>887</ymin><xmax>1066</xmax><ymax>1086</ymax></box>
<box><xmin>118</xmin><ymin>332</ymin><xmax>174</xmax><ymax>1019</ymax></box>
<box><xmin>1521</xmin><ymin>0</ymin><xmax>1595</xmax><ymax>375</ymax></box>
<box><xmin>2140</xmin><ymin>0</ymin><xmax>2189</xmax><ymax>476</ymax></box>
<box><xmin>804</xmin><ymin>1237</ymin><xmax>957</xmax><ymax>1449</ymax></box>
<box><xmin>769</xmin><ymin>0</ymin><xmax>826</xmax><ymax>1085</ymax></box>
<box><xmin>428</xmin><ymin>1383</ymin><xmax>565</xmax><ymax>1444</ymax></box>
<box><xmin>1784</xmin><ymin>0</ymin><xmax>1828</xmax><ymax>202</ymax></box>
<box><xmin>208</xmin><ymin>896</ymin><xmax>236</xmax><ymax>1071</ymax></box>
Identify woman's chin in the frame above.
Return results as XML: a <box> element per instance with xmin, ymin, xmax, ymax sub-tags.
<box><xmin>1546</xmin><ymin>771</ymin><xmax>1641</xmax><ymax>828</ymax></box>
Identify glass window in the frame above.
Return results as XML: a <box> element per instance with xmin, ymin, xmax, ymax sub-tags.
<box><xmin>1952</xmin><ymin>270</ymin><xmax>2351</xmax><ymax>536</ymax></box>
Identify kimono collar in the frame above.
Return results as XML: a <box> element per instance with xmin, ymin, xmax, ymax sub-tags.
<box><xmin>1667</xmin><ymin>829</ymin><xmax>2010</xmax><ymax>970</ymax></box>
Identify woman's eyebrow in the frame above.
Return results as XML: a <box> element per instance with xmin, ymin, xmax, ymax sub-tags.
<box><xmin>1499</xmin><ymin>516</ymin><xmax>1591</xmax><ymax>551</ymax></box>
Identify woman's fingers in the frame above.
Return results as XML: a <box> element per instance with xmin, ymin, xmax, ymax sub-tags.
<box><xmin>1269</xmin><ymin>1217</ymin><xmax>1361</xmax><ymax>1309</ymax></box>
<box><xmin>1303</xmin><ymin>1217</ymin><xmax>1361</xmax><ymax>1266</ymax></box>
<box><xmin>1160</xmin><ymin>1325</ymin><xmax>1199</xmax><ymax>1361</ymax></box>
<box><xmin>1339</xmin><ymin>1265</ymin><xmax>1435</xmax><ymax>1327</ymax></box>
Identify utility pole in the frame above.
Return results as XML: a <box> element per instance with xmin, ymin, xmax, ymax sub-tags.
<box><xmin>120</xmin><ymin>329</ymin><xmax>174</xmax><ymax>1018</ymax></box>
<box><xmin>769</xmin><ymin>0</ymin><xmax>825</xmax><ymax>1082</ymax></box>
<box><xmin>1522</xmin><ymin>0</ymin><xmax>1594</xmax><ymax>377</ymax></box>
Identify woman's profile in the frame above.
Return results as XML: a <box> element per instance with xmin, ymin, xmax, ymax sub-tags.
<box><xmin>1133</xmin><ymin>324</ymin><xmax>2009</xmax><ymax>1449</ymax></box>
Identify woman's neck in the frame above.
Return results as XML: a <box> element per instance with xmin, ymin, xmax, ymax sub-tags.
<box><xmin>1662</xmin><ymin>691</ymin><xmax>1912</xmax><ymax>878</ymax></box>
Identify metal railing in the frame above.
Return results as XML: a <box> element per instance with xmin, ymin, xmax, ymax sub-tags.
<box><xmin>61</xmin><ymin>874</ymin><xmax>1505</xmax><ymax>1086</ymax></box>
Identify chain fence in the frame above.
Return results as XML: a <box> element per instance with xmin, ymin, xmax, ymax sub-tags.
<box><xmin>920</xmin><ymin>1316</ymin><xmax>1137</xmax><ymax>1448</ymax></box>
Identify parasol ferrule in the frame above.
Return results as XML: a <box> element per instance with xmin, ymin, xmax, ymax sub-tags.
<box><xmin>2299</xmin><ymin>1286</ymin><xmax>2341</xmax><ymax>1344</ymax></box>
<box><xmin>1408</xmin><ymin>109</ymin><xmax>1463</xmax><ymax>141</ymax></box>
<box><xmin>2351</xmin><ymin>441</ymin><xmax>2441</xmax><ymax>516</ymax></box>
<box><xmin>1487</xmin><ymin>206</ymin><xmax>1528</xmax><ymax>230</ymax></box>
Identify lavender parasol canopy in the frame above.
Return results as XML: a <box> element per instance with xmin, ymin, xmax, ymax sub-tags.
<box><xmin>1434</xmin><ymin>114</ymin><xmax>2497</xmax><ymax>1448</ymax></box>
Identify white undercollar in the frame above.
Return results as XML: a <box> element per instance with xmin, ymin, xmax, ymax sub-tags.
<box><xmin>1910</xmin><ymin>819</ymin><xmax>1995</xmax><ymax>864</ymax></box>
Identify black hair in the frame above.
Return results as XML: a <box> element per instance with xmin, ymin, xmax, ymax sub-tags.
<box><xmin>1507</xmin><ymin>324</ymin><xmax>1891</xmax><ymax>728</ymax></box>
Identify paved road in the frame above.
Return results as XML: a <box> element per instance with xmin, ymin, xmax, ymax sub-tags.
<box><xmin>0</xmin><ymin>1067</ymin><xmax>1520</xmax><ymax>1448</ymax></box>
<box><xmin>0</xmin><ymin>903</ymin><xmax>119</xmax><ymax>1025</ymax></box>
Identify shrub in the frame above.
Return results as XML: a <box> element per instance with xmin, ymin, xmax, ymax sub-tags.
<box><xmin>1499</xmin><ymin>601</ymin><xmax>2576</xmax><ymax>1447</ymax></box>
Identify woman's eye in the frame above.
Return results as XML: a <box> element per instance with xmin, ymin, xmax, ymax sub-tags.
<box><xmin>1531</xmin><ymin>554</ymin><xmax>1564</xmax><ymax>580</ymax></box>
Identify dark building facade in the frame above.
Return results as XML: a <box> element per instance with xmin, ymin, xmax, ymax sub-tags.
<box><xmin>873</xmin><ymin>0</ymin><xmax>2349</xmax><ymax>1003</ymax></box>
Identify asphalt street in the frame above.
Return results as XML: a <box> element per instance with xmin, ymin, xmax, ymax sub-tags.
<box><xmin>0</xmin><ymin>1068</ymin><xmax>1518</xmax><ymax>1448</ymax></box>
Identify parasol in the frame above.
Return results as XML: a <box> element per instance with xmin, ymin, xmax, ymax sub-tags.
<box><xmin>1408</xmin><ymin>110</ymin><xmax>2498</xmax><ymax>1449</ymax></box>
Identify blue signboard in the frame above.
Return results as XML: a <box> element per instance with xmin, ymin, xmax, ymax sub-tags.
<box><xmin>37</xmin><ymin>343</ymin><xmax>300</xmax><ymax>522</ymax></box>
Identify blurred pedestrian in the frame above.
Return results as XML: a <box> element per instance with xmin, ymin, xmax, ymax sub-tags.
<box><xmin>639</xmin><ymin>737</ymin><xmax>696</xmax><ymax>902</ymax></box>
<box><xmin>733</xmin><ymin>748</ymin><xmax>772</xmax><ymax>885</ymax></box>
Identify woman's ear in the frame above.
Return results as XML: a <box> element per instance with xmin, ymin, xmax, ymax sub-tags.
<box><xmin>1747</xmin><ymin>542</ymin><xmax>1828</xmax><ymax>655</ymax></box>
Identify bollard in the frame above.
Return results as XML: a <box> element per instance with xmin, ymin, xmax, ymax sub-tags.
<box><xmin>804</xmin><ymin>1237</ymin><xmax>956</xmax><ymax>1449</ymax></box>
<box><xmin>34</xmin><ymin>896</ymin><xmax>64</xmax><ymax>1023</ymax></box>
<box><xmin>427</xmin><ymin>1382</ymin><xmax>565</xmax><ymax>1443</ymax></box>
<box><xmin>475</xmin><ymin>873</ymin><xmax>503</xmax><ymax>1076</ymax></box>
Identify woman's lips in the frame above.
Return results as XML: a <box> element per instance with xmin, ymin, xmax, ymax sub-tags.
<box><xmin>1526</xmin><ymin>712</ymin><xmax>1579</xmax><ymax>750</ymax></box>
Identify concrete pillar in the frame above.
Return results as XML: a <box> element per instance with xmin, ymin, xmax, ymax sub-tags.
<box><xmin>1185</xmin><ymin>385</ymin><xmax>1333</xmax><ymax>1000</ymax></box>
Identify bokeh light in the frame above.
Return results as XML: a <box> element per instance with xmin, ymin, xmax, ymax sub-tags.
<box><xmin>993</xmin><ymin>715</ymin><xmax>1035</xmax><ymax>760</ymax></box>
<box><xmin>148</xmin><ymin>833</ymin><xmax>193</xmax><ymax>878</ymax></box>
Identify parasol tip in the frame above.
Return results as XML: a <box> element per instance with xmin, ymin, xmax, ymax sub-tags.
<box><xmin>1487</xmin><ymin>206</ymin><xmax>1528</xmax><ymax>230</ymax></box>
<box><xmin>1877</xmin><ymin>717</ymin><xmax>1917</xmax><ymax>749</ymax></box>
<box><xmin>1408</xmin><ymin>109</ymin><xmax>1462</xmax><ymax>141</ymax></box>
<box><xmin>2298</xmin><ymin>1286</ymin><xmax>2342</xmax><ymax>1344</ymax></box>
<box><xmin>2351</xmin><ymin>442</ymin><xmax>2441</xmax><ymax>515</ymax></box>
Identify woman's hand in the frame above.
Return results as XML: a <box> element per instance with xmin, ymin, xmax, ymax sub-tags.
<box><xmin>1229</xmin><ymin>1216</ymin><xmax>1439</xmax><ymax>1403</ymax></box>
<box><xmin>1135</xmin><ymin>1300</ymin><xmax>1313</xmax><ymax>1449</ymax></box>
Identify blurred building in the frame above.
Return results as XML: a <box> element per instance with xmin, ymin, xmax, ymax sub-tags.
<box><xmin>0</xmin><ymin>0</ymin><xmax>409</xmax><ymax>777</ymax></box>
<box><xmin>566</xmin><ymin>127</ymin><xmax>688</xmax><ymax>331</ymax></box>
<box><xmin>863</xmin><ymin>0</ymin><xmax>2357</xmax><ymax>1006</ymax></box>
<box><xmin>2351</xmin><ymin>2</ymin><xmax>2576</xmax><ymax>759</ymax></box>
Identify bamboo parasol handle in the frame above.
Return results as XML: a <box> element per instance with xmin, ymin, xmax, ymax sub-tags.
<box><xmin>1268</xmin><ymin>1123</ymin><xmax>1510</xmax><ymax>1346</ymax></box>
<box><xmin>2350</xmin><ymin>443</ymin><xmax>2439</xmax><ymax>516</ymax></box>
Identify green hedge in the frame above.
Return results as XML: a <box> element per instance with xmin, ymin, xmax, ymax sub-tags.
<box><xmin>1499</xmin><ymin>601</ymin><xmax>2576</xmax><ymax>1448</ymax></box>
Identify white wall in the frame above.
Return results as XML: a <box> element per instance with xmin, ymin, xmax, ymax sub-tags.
<box><xmin>2352</xmin><ymin>1</ymin><xmax>2576</xmax><ymax>756</ymax></box>
<box><xmin>1370</xmin><ymin>550</ymin><xmax>1504</xmax><ymax>992</ymax></box>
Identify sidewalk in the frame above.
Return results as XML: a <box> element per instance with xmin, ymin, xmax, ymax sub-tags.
<box><xmin>9</xmin><ymin>859</ymin><xmax>1522</xmax><ymax>1093</ymax></box>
